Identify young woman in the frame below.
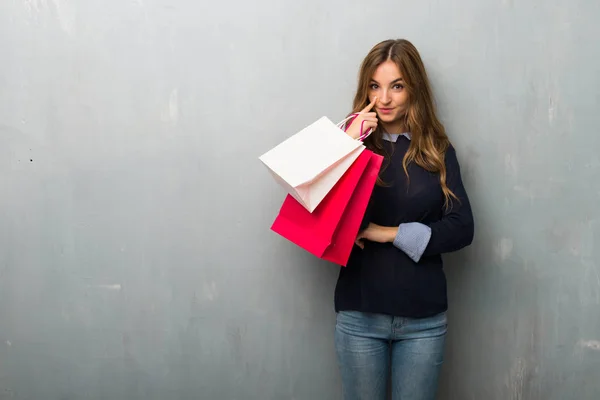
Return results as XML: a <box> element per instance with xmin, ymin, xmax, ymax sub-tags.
<box><xmin>336</xmin><ymin>39</ymin><xmax>475</xmax><ymax>400</ymax></box>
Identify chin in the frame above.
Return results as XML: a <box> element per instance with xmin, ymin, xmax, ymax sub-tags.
<box><xmin>379</xmin><ymin>113</ymin><xmax>402</xmax><ymax>123</ymax></box>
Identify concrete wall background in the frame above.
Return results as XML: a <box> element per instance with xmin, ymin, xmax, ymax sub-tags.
<box><xmin>0</xmin><ymin>0</ymin><xmax>598</xmax><ymax>399</ymax></box>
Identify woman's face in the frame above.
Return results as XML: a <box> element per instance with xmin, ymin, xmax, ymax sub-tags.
<box><xmin>368</xmin><ymin>60</ymin><xmax>409</xmax><ymax>130</ymax></box>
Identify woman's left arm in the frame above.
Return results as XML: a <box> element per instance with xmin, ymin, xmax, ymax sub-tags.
<box><xmin>356</xmin><ymin>146</ymin><xmax>474</xmax><ymax>262</ymax></box>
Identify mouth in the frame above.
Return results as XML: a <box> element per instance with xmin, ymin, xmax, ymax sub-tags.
<box><xmin>378</xmin><ymin>107</ymin><xmax>394</xmax><ymax>114</ymax></box>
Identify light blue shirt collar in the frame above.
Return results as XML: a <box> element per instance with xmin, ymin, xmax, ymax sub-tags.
<box><xmin>382</xmin><ymin>132</ymin><xmax>411</xmax><ymax>142</ymax></box>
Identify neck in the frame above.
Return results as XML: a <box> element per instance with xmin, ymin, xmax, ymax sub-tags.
<box><xmin>381</xmin><ymin>120</ymin><xmax>407</xmax><ymax>135</ymax></box>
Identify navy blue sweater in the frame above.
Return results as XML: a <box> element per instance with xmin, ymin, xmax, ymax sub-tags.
<box><xmin>334</xmin><ymin>134</ymin><xmax>474</xmax><ymax>318</ymax></box>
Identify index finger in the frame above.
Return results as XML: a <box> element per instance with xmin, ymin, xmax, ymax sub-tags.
<box><xmin>361</xmin><ymin>97</ymin><xmax>377</xmax><ymax>113</ymax></box>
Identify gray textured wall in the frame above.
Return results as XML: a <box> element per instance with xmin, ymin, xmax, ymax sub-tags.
<box><xmin>1</xmin><ymin>1</ymin><xmax>598</xmax><ymax>399</ymax></box>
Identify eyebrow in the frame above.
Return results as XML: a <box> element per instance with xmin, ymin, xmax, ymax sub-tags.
<box><xmin>370</xmin><ymin>78</ymin><xmax>404</xmax><ymax>84</ymax></box>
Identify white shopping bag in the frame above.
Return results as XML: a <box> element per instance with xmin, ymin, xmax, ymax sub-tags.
<box><xmin>259</xmin><ymin>115</ymin><xmax>371</xmax><ymax>213</ymax></box>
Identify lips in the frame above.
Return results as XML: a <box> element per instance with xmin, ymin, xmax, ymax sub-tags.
<box><xmin>378</xmin><ymin>108</ymin><xmax>394</xmax><ymax>114</ymax></box>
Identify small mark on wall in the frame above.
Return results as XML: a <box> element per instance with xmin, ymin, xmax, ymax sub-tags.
<box><xmin>24</xmin><ymin>0</ymin><xmax>75</xmax><ymax>34</ymax></box>
<box><xmin>578</xmin><ymin>340</ymin><xmax>600</xmax><ymax>351</ymax></box>
<box><xmin>544</xmin><ymin>223</ymin><xmax>584</xmax><ymax>257</ymax></box>
<box><xmin>88</xmin><ymin>284</ymin><xmax>122</xmax><ymax>291</ymax></box>
<box><xmin>161</xmin><ymin>89</ymin><xmax>179</xmax><ymax>125</ymax></box>
<box><xmin>495</xmin><ymin>237</ymin><xmax>514</xmax><ymax>262</ymax></box>
<box><xmin>505</xmin><ymin>357</ymin><xmax>526</xmax><ymax>400</ymax></box>
<box><xmin>513</xmin><ymin>185</ymin><xmax>536</xmax><ymax>205</ymax></box>
<box><xmin>50</xmin><ymin>0</ymin><xmax>74</xmax><ymax>34</ymax></box>
<box><xmin>6</xmin><ymin>340</ymin><xmax>11</xmax><ymax>347</ymax></box>
<box><xmin>203</xmin><ymin>281</ymin><xmax>219</xmax><ymax>301</ymax></box>
<box><xmin>504</xmin><ymin>153</ymin><xmax>519</xmax><ymax>176</ymax></box>
<box><xmin>548</xmin><ymin>96</ymin><xmax>557</xmax><ymax>124</ymax></box>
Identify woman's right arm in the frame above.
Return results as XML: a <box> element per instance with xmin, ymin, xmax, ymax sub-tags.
<box><xmin>344</xmin><ymin>98</ymin><xmax>378</xmax><ymax>140</ymax></box>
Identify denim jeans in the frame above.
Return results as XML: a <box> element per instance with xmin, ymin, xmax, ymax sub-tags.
<box><xmin>335</xmin><ymin>310</ymin><xmax>447</xmax><ymax>400</ymax></box>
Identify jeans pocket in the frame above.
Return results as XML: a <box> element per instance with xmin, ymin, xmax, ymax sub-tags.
<box><xmin>335</xmin><ymin>311</ymin><xmax>366</xmax><ymax>332</ymax></box>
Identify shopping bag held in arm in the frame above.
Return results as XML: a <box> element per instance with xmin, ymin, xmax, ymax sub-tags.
<box><xmin>258</xmin><ymin>114</ymin><xmax>373</xmax><ymax>213</ymax></box>
<box><xmin>270</xmin><ymin>149</ymin><xmax>383</xmax><ymax>266</ymax></box>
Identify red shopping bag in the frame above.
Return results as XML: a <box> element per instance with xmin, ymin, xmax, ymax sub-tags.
<box><xmin>271</xmin><ymin>150</ymin><xmax>383</xmax><ymax>266</ymax></box>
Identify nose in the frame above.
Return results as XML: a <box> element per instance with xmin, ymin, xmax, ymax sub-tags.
<box><xmin>379</xmin><ymin>89</ymin><xmax>391</xmax><ymax>105</ymax></box>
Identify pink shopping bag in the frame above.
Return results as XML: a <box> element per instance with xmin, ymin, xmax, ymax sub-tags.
<box><xmin>271</xmin><ymin>150</ymin><xmax>383</xmax><ymax>266</ymax></box>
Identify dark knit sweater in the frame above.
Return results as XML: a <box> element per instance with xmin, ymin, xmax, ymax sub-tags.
<box><xmin>334</xmin><ymin>134</ymin><xmax>474</xmax><ymax>318</ymax></box>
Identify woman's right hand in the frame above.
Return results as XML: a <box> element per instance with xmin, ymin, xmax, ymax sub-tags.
<box><xmin>345</xmin><ymin>97</ymin><xmax>378</xmax><ymax>140</ymax></box>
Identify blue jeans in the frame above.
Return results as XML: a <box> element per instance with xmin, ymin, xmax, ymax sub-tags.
<box><xmin>335</xmin><ymin>310</ymin><xmax>447</xmax><ymax>400</ymax></box>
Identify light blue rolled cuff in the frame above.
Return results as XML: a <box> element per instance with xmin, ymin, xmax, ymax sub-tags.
<box><xmin>393</xmin><ymin>222</ymin><xmax>432</xmax><ymax>263</ymax></box>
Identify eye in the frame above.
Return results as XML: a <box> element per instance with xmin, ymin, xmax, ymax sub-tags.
<box><xmin>393</xmin><ymin>84</ymin><xmax>404</xmax><ymax>90</ymax></box>
<box><xmin>369</xmin><ymin>84</ymin><xmax>379</xmax><ymax>90</ymax></box>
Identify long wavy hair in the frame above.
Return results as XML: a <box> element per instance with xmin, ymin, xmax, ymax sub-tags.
<box><xmin>352</xmin><ymin>39</ymin><xmax>458</xmax><ymax>210</ymax></box>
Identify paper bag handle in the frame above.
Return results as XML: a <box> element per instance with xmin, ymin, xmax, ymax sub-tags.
<box><xmin>336</xmin><ymin>114</ymin><xmax>373</xmax><ymax>141</ymax></box>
